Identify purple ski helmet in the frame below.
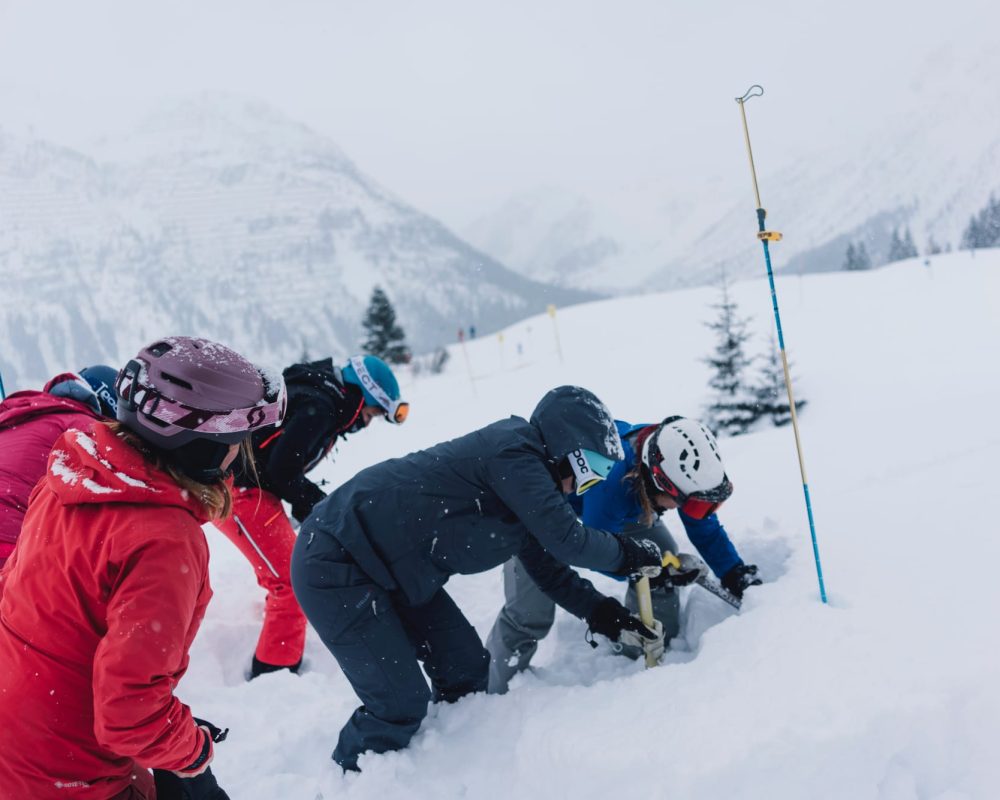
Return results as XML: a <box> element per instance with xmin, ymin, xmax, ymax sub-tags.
<box><xmin>115</xmin><ymin>336</ymin><xmax>286</xmax><ymax>452</ymax></box>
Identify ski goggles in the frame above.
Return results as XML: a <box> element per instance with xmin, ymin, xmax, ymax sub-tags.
<box><xmin>646</xmin><ymin>440</ymin><xmax>733</xmax><ymax>520</ymax></box>
<box><xmin>348</xmin><ymin>356</ymin><xmax>409</xmax><ymax>424</ymax></box>
<box><xmin>116</xmin><ymin>360</ymin><xmax>287</xmax><ymax>439</ymax></box>
<box><xmin>567</xmin><ymin>448</ymin><xmax>617</xmax><ymax>495</ymax></box>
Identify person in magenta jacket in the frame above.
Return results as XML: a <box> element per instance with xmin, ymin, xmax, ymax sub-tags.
<box><xmin>0</xmin><ymin>366</ymin><xmax>118</xmax><ymax>566</ymax></box>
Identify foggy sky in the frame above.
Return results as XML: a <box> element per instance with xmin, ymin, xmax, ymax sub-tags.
<box><xmin>0</xmin><ymin>0</ymin><xmax>994</xmax><ymax>229</ymax></box>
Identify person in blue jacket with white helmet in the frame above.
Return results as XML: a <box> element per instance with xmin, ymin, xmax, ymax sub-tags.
<box><xmin>486</xmin><ymin>415</ymin><xmax>761</xmax><ymax>692</ymax></box>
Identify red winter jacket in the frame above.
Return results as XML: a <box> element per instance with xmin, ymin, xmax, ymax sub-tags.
<box><xmin>0</xmin><ymin>374</ymin><xmax>103</xmax><ymax>562</ymax></box>
<box><xmin>0</xmin><ymin>424</ymin><xmax>216</xmax><ymax>799</ymax></box>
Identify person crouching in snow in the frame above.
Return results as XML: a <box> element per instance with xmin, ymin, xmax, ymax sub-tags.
<box><xmin>0</xmin><ymin>365</ymin><xmax>119</xmax><ymax>568</ymax></box>
<box><xmin>0</xmin><ymin>337</ymin><xmax>286</xmax><ymax>800</ymax></box>
<box><xmin>215</xmin><ymin>355</ymin><xmax>407</xmax><ymax>679</ymax></box>
<box><xmin>290</xmin><ymin>386</ymin><xmax>666</xmax><ymax>772</ymax></box>
<box><xmin>487</xmin><ymin>415</ymin><xmax>762</xmax><ymax>692</ymax></box>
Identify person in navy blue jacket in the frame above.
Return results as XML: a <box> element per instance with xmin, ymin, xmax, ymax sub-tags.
<box><xmin>486</xmin><ymin>415</ymin><xmax>761</xmax><ymax>692</ymax></box>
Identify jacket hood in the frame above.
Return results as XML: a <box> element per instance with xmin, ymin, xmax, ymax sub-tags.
<box><xmin>530</xmin><ymin>386</ymin><xmax>624</xmax><ymax>462</ymax></box>
<box><xmin>44</xmin><ymin>423</ymin><xmax>214</xmax><ymax>522</ymax></box>
<box><xmin>0</xmin><ymin>385</ymin><xmax>100</xmax><ymax>431</ymax></box>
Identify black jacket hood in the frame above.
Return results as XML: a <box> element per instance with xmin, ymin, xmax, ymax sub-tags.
<box><xmin>529</xmin><ymin>386</ymin><xmax>624</xmax><ymax>462</ymax></box>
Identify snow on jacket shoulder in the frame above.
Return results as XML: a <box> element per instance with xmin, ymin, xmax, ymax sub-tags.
<box><xmin>0</xmin><ymin>423</ymin><xmax>215</xmax><ymax>800</ymax></box>
<box><xmin>0</xmin><ymin>376</ymin><xmax>103</xmax><ymax>553</ymax></box>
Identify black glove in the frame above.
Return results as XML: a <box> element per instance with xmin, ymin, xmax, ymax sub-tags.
<box><xmin>153</xmin><ymin>767</ymin><xmax>231</xmax><ymax>800</ymax></box>
<box><xmin>193</xmin><ymin>717</ymin><xmax>229</xmax><ymax>744</ymax></box>
<box><xmin>721</xmin><ymin>563</ymin><xmax>762</xmax><ymax>599</ymax></box>
<box><xmin>617</xmin><ymin>537</ymin><xmax>663</xmax><ymax>578</ymax></box>
<box><xmin>649</xmin><ymin>564</ymin><xmax>700</xmax><ymax>589</ymax></box>
<box><xmin>585</xmin><ymin>597</ymin><xmax>657</xmax><ymax>644</ymax></box>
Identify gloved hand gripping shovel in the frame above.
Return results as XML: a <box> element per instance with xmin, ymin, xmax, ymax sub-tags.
<box><xmin>635</xmin><ymin>552</ymin><xmax>743</xmax><ymax>669</ymax></box>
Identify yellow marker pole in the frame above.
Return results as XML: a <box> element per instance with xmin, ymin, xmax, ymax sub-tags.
<box><xmin>547</xmin><ymin>304</ymin><xmax>564</xmax><ymax>363</ymax></box>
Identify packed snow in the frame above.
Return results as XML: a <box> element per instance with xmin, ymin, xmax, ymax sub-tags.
<box><xmin>177</xmin><ymin>250</ymin><xmax>1000</xmax><ymax>799</ymax></box>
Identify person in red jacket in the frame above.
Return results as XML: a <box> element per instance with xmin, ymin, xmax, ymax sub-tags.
<box><xmin>0</xmin><ymin>366</ymin><xmax>118</xmax><ymax>566</ymax></box>
<box><xmin>0</xmin><ymin>337</ymin><xmax>285</xmax><ymax>800</ymax></box>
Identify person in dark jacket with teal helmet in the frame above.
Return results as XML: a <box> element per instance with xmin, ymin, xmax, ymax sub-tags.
<box><xmin>291</xmin><ymin>386</ymin><xmax>665</xmax><ymax>771</ymax></box>
<box><xmin>219</xmin><ymin>355</ymin><xmax>408</xmax><ymax>679</ymax></box>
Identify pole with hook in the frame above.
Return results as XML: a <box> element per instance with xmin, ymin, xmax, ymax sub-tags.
<box><xmin>735</xmin><ymin>85</ymin><xmax>828</xmax><ymax>604</ymax></box>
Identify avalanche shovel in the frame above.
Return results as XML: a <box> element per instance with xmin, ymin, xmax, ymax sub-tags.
<box><xmin>635</xmin><ymin>552</ymin><xmax>743</xmax><ymax>669</ymax></box>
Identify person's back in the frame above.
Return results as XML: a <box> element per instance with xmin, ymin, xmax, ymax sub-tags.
<box><xmin>308</xmin><ymin>388</ymin><xmax>627</xmax><ymax>606</ymax></box>
<box><xmin>0</xmin><ymin>424</ymin><xmax>214</xmax><ymax>799</ymax></box>
<box><xmin>0</xmin><ymin>370</ymin><xmax>115</xmax><ymax>564</ymax></box>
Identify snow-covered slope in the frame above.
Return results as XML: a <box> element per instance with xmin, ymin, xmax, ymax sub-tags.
<box><xmin>0</xmin><ymin>95</ymin><xmax>596</xmax><ymax>389</ymax></box>
<box><xmin>465</xmin><ymin>46</ymin><xmax>1000</xmax><ymax>293</ymax></box>
<box><xmin>184</xmin><ymin>249</ymin><xmax>1000</xmax><ymax>798</ymax></box>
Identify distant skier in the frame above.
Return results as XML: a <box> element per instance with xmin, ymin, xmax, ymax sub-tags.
<box><xmin>216</xmin><ymin>355</ymin><xmax>407</xmax><ymax>678</ymax></box>
<box><xmin>0</xmin><ymin>337</ymin><xmax>285</xmax><ymax>800</ymax></box>
<box><xmin>487</xmin><ymin>415</ymin><xmax>762</xmax><ymax>692</ymax></box>
<box><xmin>291</xmin><ymin>386</ymin><xmax>666</xmax><ymax>771</ymax></box>
<box><xmin>0</xmin><ymin>366</ymin><xmax>119</xmax><ymax>567</ymax></box>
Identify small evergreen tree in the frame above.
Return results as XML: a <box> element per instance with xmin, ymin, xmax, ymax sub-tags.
<box><xmin>926</xmin><ymin>235</ymin><xmax>943</xmax><ymax>255</ymax></box>
<box><xmin>887</xmin><ymin>229</ymin><xmax>905</xmax><ymax>262</ymax></box>
<box><xmin>703</xmin><ymin>277</ymin><xmax>760</xmax><ymax>437</ymax></box>
<box><xmin>754</xmin><ymin>333</ymin><xmax>807</xmax><ymax>427</ymax></box>
<box><xmin>961</xmin><ymin>194</ymin><xmax>1000</xmax><ymax>250</ymax></box>
<box><xmin>361</xmin><ymin>286</ymin><xmax>411</xmax><ymax>364</ymax></box>
<box><xmin>843</xmin><ymin>240</ymin><xmax>872</xmax><ymax>270</ymax></box>
<box><xmin>887</xmin><ymin>226</ymin><xmax>918</xmax><ymax>262</ymax></box>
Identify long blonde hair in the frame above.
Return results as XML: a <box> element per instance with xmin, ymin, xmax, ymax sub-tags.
<box><xmin>105</xmin><ymin>421</ymin><xmax>251</xmax><ymax>521</ymax></box>
<box><xmin>625</xmin><ymin>427</ymin><xmax>659</xmax><ymax>527</ymax></box>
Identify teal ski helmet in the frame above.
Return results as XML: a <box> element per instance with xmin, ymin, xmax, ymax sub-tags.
<box><xmin>341</xmin><ymin>355</ymin><xmax>408</xmax><ymax>423</ymax></box>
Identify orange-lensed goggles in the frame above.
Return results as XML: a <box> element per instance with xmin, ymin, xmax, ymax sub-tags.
<box><xmin>390</xmin><ymin>401</ymin><xmax>409</xmax><ymax>424</ymax></box>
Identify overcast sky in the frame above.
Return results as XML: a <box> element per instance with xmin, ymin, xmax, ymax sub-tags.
<box><xmin>0</xmin><ymin>0</ymin><xmax>995</xmax><ymax>229</ymax></box>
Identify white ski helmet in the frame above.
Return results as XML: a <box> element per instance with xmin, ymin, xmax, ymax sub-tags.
<box><xmin>640</xmin><ymin>416</ymin><xmax>733</xmax><ymax>518</ymax></box>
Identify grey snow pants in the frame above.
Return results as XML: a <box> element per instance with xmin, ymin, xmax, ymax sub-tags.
<box><xmin>485</xmin><ymin>521</ymin><xmax>679</xmax><ymax>693</ymax></box>
<box><xmin>291</xmin><ymin>534</ymin><xmax>490</xmax><ymax>770</ymax></box>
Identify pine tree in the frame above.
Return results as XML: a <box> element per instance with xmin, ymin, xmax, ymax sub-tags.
<box><xmin>703</xmin><ymin>277</ymin><xmax>760</xmax><ymax>437</ymax></box>
<box><xmin>888</xmin><ymin>227</ymin><xmax>918</xmax><ymax>262</ymax></box>
<box><xmin>926</xmin><ymin>235</ymin><xmax>943</xmax><ymax>255</ymax></box>
<box><xmin>843</xmin><ymin>240</ymin><xmax>872</xmax><ymax>270</ymax></box>
<box><xmin>961</xmin><ymin>194</ymin><xmax>1000</xmax><ymax>250</ymax></box>
<box><xmin>843</xmin><ymin>242</ymin><xmax>856</xmax><ymax>270</ymax></box>
<box><xmin>887</xmin><ymin>228</ymin><xmax>905</xmax><ymax>262</ymax></box>
<box><xmin>361</xmin><ymin>286</ymin><xmax>411</xmax><ymax>364</ymax></box>
<box><xmin>855</xmin><ymin>241</ymin><xmax>872</xmax><ymax>269</ymax></box>
<box><xmin>754</xmin><ymin>333</ymin><xmax>807</xmax><ymax>427</ymax></box>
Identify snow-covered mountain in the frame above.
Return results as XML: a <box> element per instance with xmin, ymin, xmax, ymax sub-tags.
<box><xmin>465</xmin><ymin>46</ymin><xmax>1000</xmax><ymax>292</ymax></box>
<box><xmin>0</xmin><ymin>96</ymin><xmax>596</xmax><ymax>389</ymax></box>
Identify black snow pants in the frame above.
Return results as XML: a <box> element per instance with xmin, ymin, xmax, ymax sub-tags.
<box><xmin>291</xmin><ymin>533</ymin><xmax>489</xmax><ymax>770</ymax></box>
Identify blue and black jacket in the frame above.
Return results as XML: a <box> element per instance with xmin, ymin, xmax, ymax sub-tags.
<box><xmin>569</xmin><ymin>420</ymin><xmax>743</xmax><ymax>579</ymax></box>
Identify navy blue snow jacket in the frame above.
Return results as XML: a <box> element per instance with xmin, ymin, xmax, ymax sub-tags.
<box><xmin>300</xmin><ymin>387</ymin><xmax>629</xmax><ymax>620</ymax></box>
<box><xmin>569</xmin><ymin>420</ymin><xmax>743</xmax><ymax>579</ymax></box>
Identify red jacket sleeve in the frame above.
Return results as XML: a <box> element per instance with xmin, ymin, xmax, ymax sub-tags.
<box><xmin>91</xmin><ymin>513</ymin><xmax>213</xmax><ymax>771</ymax></box>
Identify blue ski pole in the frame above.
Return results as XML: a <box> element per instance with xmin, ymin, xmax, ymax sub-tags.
<box><xmin>735</xmin><ymin>85</ymin><xmax>828</xmax><ymax>604</ymax></box>
<box><xmin>0</xmin><ymin>369</ymin><xmax>6</xmax><ymax>401</ymax></box>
